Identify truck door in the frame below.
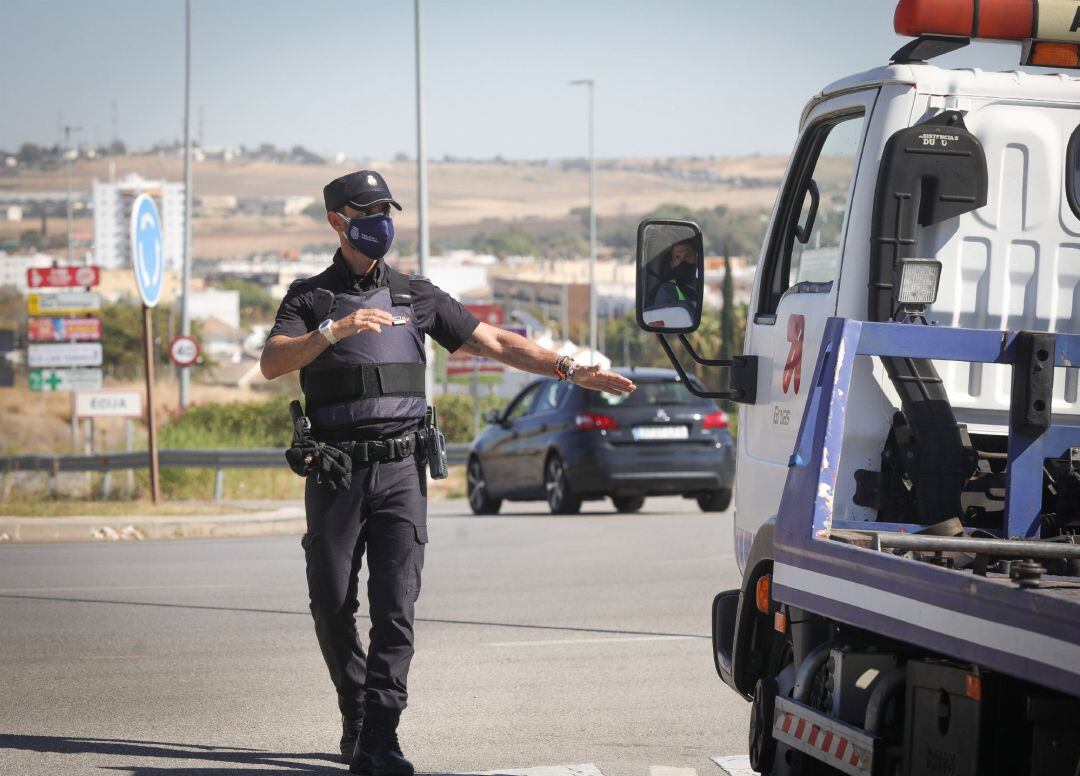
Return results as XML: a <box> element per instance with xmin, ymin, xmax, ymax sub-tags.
<box><xmin>735</xmin><ymin>90</ymin><xmax>875</xmax><ymax>567</ymax></box>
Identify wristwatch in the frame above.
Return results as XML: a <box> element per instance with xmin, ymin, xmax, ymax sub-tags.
<box><xmin>318</xmin><ymin>318</ymin><xmax>339</xmax><ymax>345</ymax></box>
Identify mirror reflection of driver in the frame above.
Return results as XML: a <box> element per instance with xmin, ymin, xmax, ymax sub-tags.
<box><xmin>648</xmin><ymin>239</ymin><xmax>699</xmax><ymax>308</ymax></box>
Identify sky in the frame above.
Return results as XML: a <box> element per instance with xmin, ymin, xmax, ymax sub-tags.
<box><xmin>0</xmin><ymin>0</ymin><xmax>1027</xmax><ymax>160</ymax></box>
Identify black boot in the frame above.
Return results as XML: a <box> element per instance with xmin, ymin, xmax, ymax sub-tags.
<box><xmin>340</xmin><ymin>714</ymin><xmax>364</xmax><ymax>764</ymax></box>
<box><xmin>349</xmin><ymin>722</ymin><xmax>414</xmax><ymax>776</ymax></box>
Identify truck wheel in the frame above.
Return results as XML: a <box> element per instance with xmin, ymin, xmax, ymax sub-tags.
<box><xmin>612</xmin><ymin>495</ymin><xmax>645</xmax><ymax>513</ymax></box>
<box><xmin>467</xmin><ymin>457</ymin><xmax>502</xmax><ymax>515</ymax></box>
<box><xmin>697</xmin><ymin>488</ymin><xmax>733</xmax><ymax>512</ymax></box>
<box><xmin>545</xmin><ymin>455</ymin><xmax>582</xmax><ymax>515</ymax></box>
<box><xmin>749</xmin><ymin>676</ymin><xmax>778</xmax><ymax>774</ymax></box>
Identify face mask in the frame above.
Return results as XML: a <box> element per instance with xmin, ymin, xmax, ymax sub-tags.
<box><xmin>338</xmin><ymin>212</ymin><xmax>395</xmax><ymax>259</ymax></box>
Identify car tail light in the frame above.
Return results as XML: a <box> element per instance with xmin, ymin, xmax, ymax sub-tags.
<box><xmin>702</xmin><ymin>411</ymin><xmax>729</xmax><ymax>429</ymax></box>
<box><xmin>574</xmin><ymin>412</ymin><xmax>619</xmax><ymax>431</ymax></box>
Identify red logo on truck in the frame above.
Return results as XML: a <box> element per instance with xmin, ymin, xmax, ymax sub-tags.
<box><xmin>783</xmin><ymin>314</ymin><xmax>804</xmax><ymax>395</ymax></box>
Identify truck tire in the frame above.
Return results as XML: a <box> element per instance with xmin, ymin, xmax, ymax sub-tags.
<box><xmin>750</xmin><ymin>676</ymin><xmax>778</xmax><ymax>774</ymax></box>
<box><xmin>697</xmin><ymin>488</ymin><xmax>733</xmax><ymax>512</ymax></box>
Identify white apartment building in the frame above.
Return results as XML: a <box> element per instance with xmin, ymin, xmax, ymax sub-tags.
<box><xmin>92</xmin><ymin>174</ymin><xmax>185</xmax><ymax>272</ymax></box>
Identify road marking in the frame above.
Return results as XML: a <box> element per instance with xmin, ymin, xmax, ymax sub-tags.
<box><xmin>650</xmin><ymin>767</ymin><xmax>699</xmax><ymax>776</ymax></box>
<box><xmin>483</xmin><ymin>635</ymin><xmax>695</xmax><ymax>647</ymax></box>
<box><xmin>711</xmin><ymin>755</ymin><xmax>757</xmax><ymax>776</ymax></box>
<box><xmin>475</xmin><ymin>764</ymin><xmax>605</xmax><ymax>776</ymax></box>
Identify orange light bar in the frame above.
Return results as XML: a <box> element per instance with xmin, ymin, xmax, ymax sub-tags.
<box><xmin>755</xmin><ymin>574</ymin><xmax>771</xmax><ymax>614</ymax></box>
<box><xmin>895</xmin><ymin>0</ymin><xmax>1033</xmax><ymax>40</ymax></box>
<box><xmin>1026</xmin><ymin>40</ymin><xmax>1080</xmax><ymax>66</ymax></box>
<box><xmin>965</xmin><ymin>674</ymin><xmax>983</xmax><ymax>701</ymax></box>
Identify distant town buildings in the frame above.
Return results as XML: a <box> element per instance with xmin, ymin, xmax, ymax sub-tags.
<box><xmin>92</xmin><ymin>174</ymin><xmax>185</xmax><ymax>272</ymax></box>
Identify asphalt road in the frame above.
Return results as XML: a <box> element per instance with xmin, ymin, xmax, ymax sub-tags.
<box><xmin>0</xmin><ymin>496</ymin><xmax>751</xmax><ymax>776</ymax></box>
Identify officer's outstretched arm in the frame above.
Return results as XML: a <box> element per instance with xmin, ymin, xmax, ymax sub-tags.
<box><xmin>462</xmin><ymin>322</ymin><xmax>635</xmax><ymax>397</ymax></box>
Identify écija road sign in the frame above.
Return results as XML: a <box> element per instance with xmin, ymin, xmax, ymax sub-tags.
<box><xmin>27</xmin><ymin>266</ymin><xmax>100</xmax><ymax>288</ymax></box>
<box><xmin>74</xmin><ymin>390</ymin><xmax>143</xmax><ymax>419</ymax></box>
<box><xmin>29</xmin><ymin>368</ymin><xmax>104</xmax><ymax>393</ymax></box>
<box><xmin>27</xmin><ymin>342</ymin><xmax>104</xmax><ymax>368</ymax></box>
<box><xmin>26</xmin><ymin>291</ymin><xmax>102</xmax><ymax>316</ymax></box>
<box><xmin>27</xmin><ymin>317</ymin><xmax>102</xmax><ymax>343</ymax></box>
<box><xmin>130</xmin><ymin>194</ymin><xmax>164</xmax><ymax>308</ymax></box>
<box><xmin>168</xmin><ymin>335</ymin><xmax>200</xmax><ymax>367</ymax></box>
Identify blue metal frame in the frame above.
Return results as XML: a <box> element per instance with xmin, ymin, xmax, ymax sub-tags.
<box><xmin>771</xmin><ymin>318</ymin><xmax>1080</xmax><ymax>696</ymax></box>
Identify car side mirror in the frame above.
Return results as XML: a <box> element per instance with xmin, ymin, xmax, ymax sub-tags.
<box><xmin>635</xmin><ymin>219</ymin><xmax>705</xmax><ymax>334</ymax></box>
<box><xmin>482</xmin><ymin>408</ymin><xmax>502</xmax><ymax>425</ymax></box>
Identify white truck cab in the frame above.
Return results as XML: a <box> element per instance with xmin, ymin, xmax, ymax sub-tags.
<box><xmin>633</xmin><ymin>4</ymin><xmax>1080</xmax><ymax>772</ymax></box>
<box><xmin>733</xmin><ymin>60</ymin><xmax>1080</xmax><ymax>570</ymax></box>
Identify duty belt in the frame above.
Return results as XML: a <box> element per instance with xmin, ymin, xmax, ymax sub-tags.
<box><xmin>340</xmin><ymin>432</ymin><xmax>422</xmax><ymax>467</ymax></box>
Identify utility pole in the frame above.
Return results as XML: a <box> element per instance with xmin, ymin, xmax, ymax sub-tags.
<box><xmin>415</xmin><ymin>0</ymin><xmax>429</xmax><ymax>277</ymax></box>
<box><xmin>570</xmin><ymin>79</ymin><xmax>596</xmax><ymax>361</ymax></box>
<box><xmin>179</xmin><ymin>0</ymin><xmax>194</xmax><ymax>408</ymax></box>
<box><xmin>63</xmin><ymin>124</ymin><xmax>82</xmax><ymax>264</ymax></box>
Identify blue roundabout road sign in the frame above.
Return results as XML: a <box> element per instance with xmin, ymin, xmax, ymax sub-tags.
<box><xmin>130</xmin><ymin>193</ymin><xmax>164</xmax><ymax>308</ymax></box>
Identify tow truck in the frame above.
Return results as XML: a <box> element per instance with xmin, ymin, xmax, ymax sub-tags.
<box><xmin>634</xmin><ymin>2</ymin><xmax>1080</xmax><ymax>774</ymax></box>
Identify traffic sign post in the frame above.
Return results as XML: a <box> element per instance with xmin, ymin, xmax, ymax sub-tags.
<box><xmin>27</xmin><ymin>266</ymin><xmax>100</xmax><ymax>289</ymax></box>
<box><xmin>168</xmin><ymin>335</ymin><xmax>200</xmax><ymax>368</ymax></box>
<box><xmin>27</xmin><ymin>317</ymin><xmax>102</xmax><ymax>343</ymax></box>
<box><xmin>29</xmin><ymin>368</ymin><xmax>104</xmax><ymax>392</ymax></box>
<box><xmin>131</xmin><ymin>194</ymin><xmax>164</xmax><ymax>504</ymax></box>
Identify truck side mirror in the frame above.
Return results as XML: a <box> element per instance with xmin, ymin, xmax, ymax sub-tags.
<box><xmin>636</xmin><ymin>219</ymin><xmax>705</xmax><ymax>334</ymax></box>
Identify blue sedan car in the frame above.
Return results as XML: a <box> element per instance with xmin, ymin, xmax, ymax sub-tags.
<box><xmin>466</xmin><ymin>368</ymin><xmax>735</xmax><ymax>515</ymax></box>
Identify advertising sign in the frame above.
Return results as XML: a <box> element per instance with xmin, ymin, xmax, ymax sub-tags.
<box><xmin>27</xmin><ymin>266</ymin><xmax>100</xmax><ymax>288</ymax></box>
<box><xmin>168</xmin><ymin>335</ymin><xmax>200</xmax><ymax>367</ymax></box>
<box><xmin>27</xmin><ymin>317</ymin><xmax>102</xmax><ymax>343</ymax></box>
<box><xmin>131</xmin><ymin>194</ymin><xmax>164</xmax><ymax>308</ymax></box>
<box><xmin>29</xmin><ymin>368</ymin><xmax>104</xmax><ymax>393</ymax></box>
<box><xmin>74</xmin><ymin>390</ymin><xmax>143</xmax><ymax>418</ymax></box>
<box><xmin>26</xmin><ymin>292</ymin><xmax>102</xmax><ymax>316</ymax></box>
<box><xmin>27</xmin><ymin>342</ymin><xmax>104</xmax><ymax>368</ymax></box>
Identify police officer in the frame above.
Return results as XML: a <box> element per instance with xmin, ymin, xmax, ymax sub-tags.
<box><xmin>260</xmin><ymin>170</ymin><xmax>635</xmax><ymax>775</ymax></box>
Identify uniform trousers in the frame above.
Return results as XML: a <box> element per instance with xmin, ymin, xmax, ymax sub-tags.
<box><xmin>302</xmin><ymin>456</ymin><xmax>429</xmax><ymax>726</ymax></box>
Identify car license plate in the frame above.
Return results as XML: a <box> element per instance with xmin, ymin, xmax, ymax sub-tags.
<box><xmin>632</xmin><ymin>425</ymin><xmax>688</xmax><ymax>441</ymax></box>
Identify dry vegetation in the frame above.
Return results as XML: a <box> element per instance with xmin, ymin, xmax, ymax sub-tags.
<box><xmin>0</xmin><ymin>154</ymin><xmax>785</xmax><ymax>257</ymax></box>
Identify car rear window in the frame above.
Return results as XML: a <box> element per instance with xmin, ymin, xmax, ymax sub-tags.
<box><xmin>590</xmin><ymin>379</ymin><xmax>714</xmax><ymax>408</ymax></box>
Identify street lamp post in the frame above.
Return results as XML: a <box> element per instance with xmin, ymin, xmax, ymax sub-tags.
<box><xmin>415</xmin><ymin>0</ymin><xmax>429</xmax><ymax>278</ymax></box>
<box><xmin>569</xmin><ymin>79</ymin><xmax>596</xmax><ymax>362</ymax></box>
<box><xmin>179</xmin><ymin>0</ymin><xmax>194</xmax><ymax>408</ymax></box>
<box><xmin>63</xmin><ymin>124</ymin><xmax>82</xmax><ymax>264</ymax></box>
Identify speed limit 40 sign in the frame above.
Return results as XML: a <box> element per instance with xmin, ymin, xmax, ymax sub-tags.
<box><xmin>168</xmin><ymin>335</ymin><xmax>200</xmax><ymax>367</ymax></box>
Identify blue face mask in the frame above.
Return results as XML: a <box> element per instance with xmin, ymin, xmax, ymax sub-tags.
<box><xmin>338</xmin><ymin>211</ymin><xmax>395</xmax><ymax>259</ymax></box>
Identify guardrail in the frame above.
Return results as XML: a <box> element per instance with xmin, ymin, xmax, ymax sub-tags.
<box><xmin>0</xmin><ymin>444</ymin><xmax>471</xmax><ymax>501</ymax></box>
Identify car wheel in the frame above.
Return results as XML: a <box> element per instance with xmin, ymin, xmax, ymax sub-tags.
<box><xmin>697</xmin><ymin>488</ymin><xmax>733</xmax><ymax>512</ymax></box>
<box><xmin>612</xmin><ymin>495</ymin><xmax>645</xmax><ymax>513</ymax></box>
<box><xmin>545</xmin><ymin>455</ymin><xmax>581</xmax><ymax>515</ymax></box>
<box><xmin>467</xmin><ymin>457</ymin><xmax>501</xmax><ymax>515</ymax></box>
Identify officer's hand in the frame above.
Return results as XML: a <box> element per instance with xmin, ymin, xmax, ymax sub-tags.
<box><xmin>571</xmin><ymin>366</ymin><xmax>636</xmax><ymax>397</ymax></box>
<box><xmin>331</xmin><ymin>308</ymin><xmax>396</xmax><ymax>339</ymax></box>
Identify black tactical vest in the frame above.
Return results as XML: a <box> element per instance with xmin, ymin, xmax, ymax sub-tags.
<box><xmin>300</xmin><ymin>270</ymin><xmax>427</xmax><ymax>441</ymax></box>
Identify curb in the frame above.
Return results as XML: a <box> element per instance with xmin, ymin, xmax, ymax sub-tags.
<box><xmin>0</xmin><ymin>507</ymin><xmax>306</xmax><ymax>544</ymax></box>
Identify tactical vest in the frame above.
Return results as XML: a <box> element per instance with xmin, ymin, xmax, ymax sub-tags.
<box><xmin>300</xmin><ymin>270</ymin><xmax>427</xmax><ymax>441</ymax></box>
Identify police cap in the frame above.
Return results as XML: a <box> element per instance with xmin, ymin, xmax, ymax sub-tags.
<box><xmin>323</xmin><ymin>170</ymin><xmax>403</xmax><ymax>213</ymax></box>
